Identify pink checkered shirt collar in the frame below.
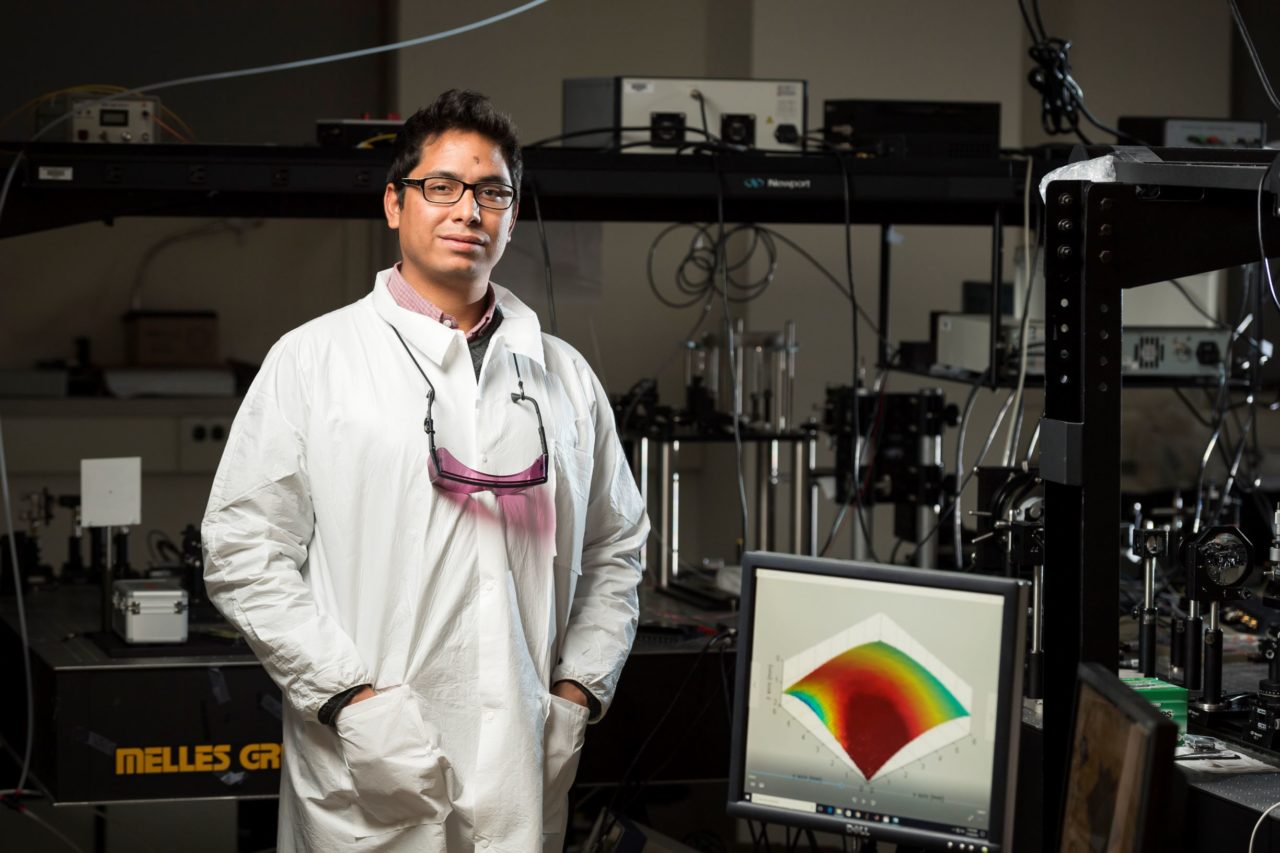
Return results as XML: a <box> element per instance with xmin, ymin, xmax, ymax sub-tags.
<box><xmin>387</xmin><ymin>264</ymin><xmax>498</xmax><ymax>341</ymax></box>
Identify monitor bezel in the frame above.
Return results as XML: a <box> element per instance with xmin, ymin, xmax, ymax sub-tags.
<box><xmin>726</xmin><ymin>551</ymin><xmax>1028</xmax><ymax>851</ymax></box>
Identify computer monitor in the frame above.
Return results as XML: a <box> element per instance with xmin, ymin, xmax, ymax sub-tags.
<box><xmin>1059</xmin><ymin>663</ymin><xmax>1180</xmax><ymax>853</ymax></box>
<box><xmin>727</xmin><ymin>552</ymin><xmax>1028</xmax><ymax>851</ymax></box>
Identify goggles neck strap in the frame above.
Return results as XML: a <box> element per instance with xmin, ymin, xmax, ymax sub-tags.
<box><xmin>509</xmin><ymin>354</ymin><xmax>548</xmax><ymax>457</ymax></box>
<box><xmin>389</xmin><ymin>324</ymin><xmax>547</xmax><ymax>462</ymax></box>
<box><xmin>388</xmin><ymin>323</ymin><xmax>439</xmax><ymax>449</ymax></box>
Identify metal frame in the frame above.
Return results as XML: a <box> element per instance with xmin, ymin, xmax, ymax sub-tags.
<box><xmin>1039</xmin><ymin>167</ymin><xmax>1280</xmax><ymax>841</ymax></box>
<box><xmin>1</xmin><ymin>143</ymin><xmax>1029</xmax><ymax>237</ymax></box>
<box><xmin>637</xmin><ymin>433</ymin><xmax>820</xmax><ymax>588</ymax></box>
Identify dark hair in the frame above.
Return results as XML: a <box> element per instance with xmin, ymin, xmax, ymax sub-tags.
<box><xmin>386</xmin><ymin>89</ymin><xmax>522</xmax><ymax>205</ymax></box>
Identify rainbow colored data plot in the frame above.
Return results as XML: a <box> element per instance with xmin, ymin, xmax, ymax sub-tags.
<box><xmin>781</xmin><ymin>613</ymin><xmax>972</xmax><ymax>780</ymax></box>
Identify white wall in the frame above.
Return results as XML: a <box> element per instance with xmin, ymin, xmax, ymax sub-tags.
<box><xmin>0</xmin><ymin>0</ymin><xmax>1237</xmax><ymax>574</ymax></box>
<box><xmin>0</xmin><ymin>2</ymin><xmax>1244</xmax><ymax>848</ymax></box>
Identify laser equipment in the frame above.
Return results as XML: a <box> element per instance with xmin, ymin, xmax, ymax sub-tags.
<box><xmin>562</xmin><ymin>76</ymin><xmax>808</xmax><ymax>153</ymax></box>
<box><xmin>1182</xmin><ymin>526</ymin><xmax>1253</xmax><ymax>712</ymax></box>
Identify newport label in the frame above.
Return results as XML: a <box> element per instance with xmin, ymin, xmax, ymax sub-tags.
<box><xmin>114</xmin><ymin>743</ymin><xmax>282</xmax><ymax>775</ymax></box>
<box><xmin>742</xmin><ymin>177</ymin><xmax>813</xmax><ymax>190</ymax></box>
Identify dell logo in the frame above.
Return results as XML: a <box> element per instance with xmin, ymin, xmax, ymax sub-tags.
<box><xmin>743</xmin><ymin>177</ymin><xmax>766</xmax><ymax>189</ymax></box>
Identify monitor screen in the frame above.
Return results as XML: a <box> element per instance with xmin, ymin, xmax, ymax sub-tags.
<box><xmin>1060</xmin><ymin>663</ymin><xmax>1178</xmax><ymax>853</ymax></box>
<box><xmin>727</xmin><ymin>552</ymin><xmax>1027</xmax><ymax>851</ymax></box>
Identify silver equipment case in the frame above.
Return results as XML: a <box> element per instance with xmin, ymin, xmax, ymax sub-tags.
<box><xmin>112</xmin><ymin>579</ymin><xmax>189</xmax><ymax>644</ymax></box>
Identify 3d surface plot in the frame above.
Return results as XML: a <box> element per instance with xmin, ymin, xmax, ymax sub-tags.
<box><xmin>781</xmin><ymin>614</ymin><xmax>972</xmax><ymax>779</ymax></box>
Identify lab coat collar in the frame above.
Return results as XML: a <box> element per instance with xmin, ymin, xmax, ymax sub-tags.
<box><xmin>370</xmin><ymin>269</ymin><xmax>545</xmax><ymax>369</ymax></box>
<box><xmin>490</xmin><ymin>281</ymin><xmax>545</xmax><ymax>369</ymax></box>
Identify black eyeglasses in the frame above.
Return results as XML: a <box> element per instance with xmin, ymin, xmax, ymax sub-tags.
<box><xmin>390</xmin><ymin>324</ymin><xmax>547</xmax><ymax>495</ymax></box>
<box><xmin>399</xmin><ymin>176</ymin><xmax>518</xmax><ymax>211</ymax></box>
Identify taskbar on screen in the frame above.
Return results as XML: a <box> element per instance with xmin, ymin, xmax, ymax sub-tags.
<box><xmin>745</xmin><ymin>792</ymin><xmax>993</xmax><ymax>852</ymax></box>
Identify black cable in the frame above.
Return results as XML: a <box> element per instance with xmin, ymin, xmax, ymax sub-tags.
<box><xmin>1192</xmin><ymin>362</ymin><xmax>1234</xmax><ymax>533</ymax></box>
<box><xmin>1230</xmin><ymin>0</ymin><xmax>1280</xmax><ymax>114</ymax></box>
<box><xmin>523</xmin><ymin>124</ymin><xmax>716</xmax><ymax>149</ymax></box>
<box><xmin>951</xmin><ymin>378</ymin><xmax>988</xmax><ymax>567</ymax></box>
<box><xmin>1209</xmin><ymin>314</ymin><xmax>1265</xmax><ymax>528</ymax></box>
<box><xmin>644</xmin><ymin>220</ymin><xmax>882</xmax><ymax>328</ymax></box>
<box><xmin>1020</xmin><ymin>0</ymin><xmax>1149</xmax><ymax>145</ymax></box>
<box><xmin>155</xmin><ymin>539</ymin><xmax>183</xmax><ymax>566</ymax></box>
<box><xmin>820</xmin><ymin>370</ymin><xmax>890</xmax><ymax>559</ymax></box>
<box><xmin>1255</xmin><ymin>151</ymin><xmax>1280</xmax><ymax>316</ymax></box>
<box><xmin>713</xmin><ymin>155</ymin><xmax>751</xmax><ymax>555</ymax></box>
<box><xmin>631</xmin><ymin>670</ymin><xmax>721</xmax><ymax>793</ymax></box>
<box><xmin>752</xmin><ymin>226</ymin><xmax>880</xmax><ymax>332</ymax></box>
<box><xmin>719</xmin><ymin>226</ymin><xmax>777</xmax><ymax>302</ymax></box>
<box><xmin>750</xmin><ymin>821</ymin><xmax>771</xmax><ymax>852</ymax></box>
<box><xmin>1018</xmin><ymin>0</ymin><xmax>1043</xmax><ymax>41</ymax></box>
<box><xmin>692</xmin><ymin>89</ymin><xmax>715</xmax><ymax>144</ymax></box>
<box><xmin>645</xmin><ymin>223</ymin><xmax>781</xmax><ymax>309</ymax></box>
<box><xmin>1191</xmin><ymin>247</ymin><xmax>1269</xmax><ymax>527</ymax></box>
<box><xmin>146</xmin><ymin>528</ymin><xmax>172</xmax><ymax>566</ymax></box>
<box><xmin>836</xmin><ymin>151</ymin><xmax>879</xmax><ymax>562</ymax></box>
<box><xmin>607</xmin><ymin>139</ymin><xmax>694</xmax><ymax>154</ymax></box>
<box><xmin>914</xmin><ymin>372</ymin><xmax>1013</xmax><ymax>555</ymax></box>
<box><xmin>1171</xmin><ymin>387</ymin><xmax>1215</xmax><ymax>429</ymax></box>
<box><xmin>1004</xmin><ymin>207</ymin><xmax>1045</xmax><ymax>462</ymax></box>
<box><xmin>1171</xmin><ymin>387</ymin><xmax>1252</xmax><ymax>479</ymax></box>
<box><xmin>588</xmin><ymin>631</ymin><xmax>732</xmax><ymax>852</ymax></box>
<box><xmin>647</xmin><ymin>223</ymin><xmax>717</xmax><ymax>308</ymax></box>
<box><xmin>526</xmin><ymin>175</ymin><xmax>558</xmax><ymax>335</ymax></box>
<box><xmin>1210</xmin><ymin>405</ymin><xmax>1255</xmax><ymax>526</ymax></box>
<box><xmin>1169</xmin><ymin>278</ymin><xmax>1228</xmax><ymax>329</ymax></box>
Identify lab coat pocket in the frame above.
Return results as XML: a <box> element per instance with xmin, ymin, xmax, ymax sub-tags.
<box><xmin>552</xmin><ymin>438</ymin><xmax>593</xmax><ymax>571</ymax></box>
<box><xmin>335</xmin><ymin>684</ymin><xmax>453</xmax><ymax>829</ymax></box>
<box><xmin>552</xmin><ymin>441</ymin><xmax>592</xmax><ymax>639</ymax></box>
<box><xmin>543</xmin><ymin>693</ymin><xmax>590</xmax><ymax>830</ymax></box>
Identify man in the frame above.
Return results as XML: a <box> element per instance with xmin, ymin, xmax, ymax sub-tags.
<box><xmin>203</xmin><ymin>89</ymin><xmax>648</xmax><ymax>852</ymax></box>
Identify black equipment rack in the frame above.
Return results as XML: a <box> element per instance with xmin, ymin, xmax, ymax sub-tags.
<box><xmin>0</xmin><ymin>142</ymin><xmax>1033</xmax><ymax>394</ymax></box>
<box><xmin>1040</xmin><ymin>145</ymin><xmax>1280</xmax><ymax>845</ymax></box>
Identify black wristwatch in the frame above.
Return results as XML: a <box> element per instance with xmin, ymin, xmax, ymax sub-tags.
<box><xmin>318</xmin><ymin>684</ymin><xmax>371</xmax><ymax>726</ymax></box>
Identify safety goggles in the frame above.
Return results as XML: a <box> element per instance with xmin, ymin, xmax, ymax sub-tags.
<box><xmin>391</xmin><ymin>325</ymin><xmax>548</xmax><ymax>495</ymax></box>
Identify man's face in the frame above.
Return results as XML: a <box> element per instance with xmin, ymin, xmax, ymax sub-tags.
<box><xmin>384</xmin><ymin>129</ymin><xmax>518</xmax><ymax>291</ymax></box>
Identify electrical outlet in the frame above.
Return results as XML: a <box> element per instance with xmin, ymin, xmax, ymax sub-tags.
<box><xmin>178</xmin><ymin>416</ymin><xmax>232</xmax><ymax>473</ymax></box>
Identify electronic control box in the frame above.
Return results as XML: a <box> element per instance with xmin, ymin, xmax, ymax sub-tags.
<box><xmin>822</xmin><ymin>99</ymin><xmax>1000</xmax><ymax>158</ymax></box>
<box><xmin>934</xmin><ymin>316</ymin><xmax>1232</xmax><ymax>380</ymax></box>
<box><xmin>66</xmin><ymin>97</ymin><xmax>160</xmax><ymax>143</ymax></box>
<box><xmin>934</xmin><ymin>314</ymin><xmax>1046</xmax><ymax>376</ymax></box>
<box><xmin>1117</xmin><ymin>116</ymin><xmax>1266</xmax><ymax>148</ymax></box>
<box><xmin>562</xmin><ymin>76</ymin><xmax>807</xmax><ymax>153</ymax></box>
<box><xmin>1121</xmin><ymin>327</ymin><xmax>1233</xmax><ymax>379</ymax></box>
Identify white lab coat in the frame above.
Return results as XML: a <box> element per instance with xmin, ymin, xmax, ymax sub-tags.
<box><xmin>203</xmin><ymin>270</ymin><xmax>648</xmax><ymax>852</ymax></box>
